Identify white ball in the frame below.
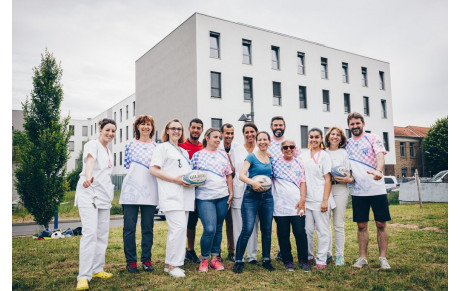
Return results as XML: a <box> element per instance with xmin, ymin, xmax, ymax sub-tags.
<box><xmin>252</xmin><ymin>175</ymin><xmax>272</xmax><ymax>191</ymax></box>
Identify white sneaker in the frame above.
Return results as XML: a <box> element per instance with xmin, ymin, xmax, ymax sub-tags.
<box><xmin>164</xmin><ymin>267</ymin><xmax>186</xmax><ymax>277</ymax></box>
<box><xmin>352</xmin><ymin>257</ymin><xmax>368</xmax><ymax>268</ymax></box>
<box><xmin>379</xmin><ymin>257</ymin><xmax>391</xmax><ymax>270</ymax></box>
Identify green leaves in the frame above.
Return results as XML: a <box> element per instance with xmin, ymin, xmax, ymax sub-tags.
<box><xmin>423</xmin><ymin>117</ymin><xmax>448</xmax><ymax>175</ymax></box>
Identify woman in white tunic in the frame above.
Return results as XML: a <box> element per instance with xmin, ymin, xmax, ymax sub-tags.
<box><xmin>300</xmin><ymin>128</ymin><xmax>334</xmax><ymax>270</ymax></box>
<box><xmin>119</xmin><ymin>115</ymin><xmax>158</xmax><ymax>273</ymax></box>
<box><xmin>75</xmin><ymin>118</ymin><xmax>116</xmax><ymax>291</ymax></box>
<box><xmin>325</xmin><ymin>127</ymin><xmax>354</xmax><ymax>266</ymax></box>
<box><xmin>149</xmin><ymin>119</ymin><xmax>195</xmax><ymax>278</ymax></box>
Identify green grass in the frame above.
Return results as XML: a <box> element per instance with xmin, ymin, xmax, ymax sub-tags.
<box><xmin>12</xmin><ymin>203</ymin><xmax>448</xmax><ymax>290</ymax></box>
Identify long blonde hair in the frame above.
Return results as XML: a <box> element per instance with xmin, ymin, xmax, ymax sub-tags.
<box><xmin>161</xmin><ymin>119</ymin><xmax>185</xmax><ymax>143</ymax></box>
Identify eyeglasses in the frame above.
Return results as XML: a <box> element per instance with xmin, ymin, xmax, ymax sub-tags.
<box><xmin>168</xmin><ymin>127</ymin><xmax>182</xmax><ymax>132</ymax></box>
<box><xmin>282</xmin><ymin>145</ymin><xmax>296</xmax><ymax>150</ymax></box>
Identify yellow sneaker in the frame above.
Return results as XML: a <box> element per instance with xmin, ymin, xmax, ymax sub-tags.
<box><xmin>92</xmin><ymin>271</ymin><xmax>113</xmax><ymax>279</ymax></box>
<box><xmin>76</xmin><ymin>279</ymin><xmax>89</xmax><ymax>290</ymax></box>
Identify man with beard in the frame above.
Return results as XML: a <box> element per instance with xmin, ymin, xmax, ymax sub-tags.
<box><xmin>179</xmin><ymin>118</ymin><xmax>204</xmax><ymax>264</ymax></box>
<box><xmin>345</xmin><ymin>112</ymin><xmax>391</xmax><ymax>270</ymax></box>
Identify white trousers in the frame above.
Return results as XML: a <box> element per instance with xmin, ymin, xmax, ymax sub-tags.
<box><xmin>328</xmin><ymin>193</ymin><xmax>349</xmax><ymax>256</ymax></box>
<box><xmin>305</xmin><ymin>209</ymin><xmax>331</xmax><ymax>265</ymax></box>
<box><xmin>77</xmin><ymin>207</ymin><xmax>110</xmax><ymax>281</ymax></box>
<box><xmin>231</xmin><ymin>207</ymin><xmax>259</xmax><ymax>261</ymax></box>
<box><xmin>164</xmin><ymin>210</ymin><xmax>189</xmax><ymax>267</ymax></box>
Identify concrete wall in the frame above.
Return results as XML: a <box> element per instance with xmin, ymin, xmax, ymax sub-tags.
<box><xmin>399</xmin><ymin>181</ymin><xmax>448</xmax><ymax>203</ymax></box>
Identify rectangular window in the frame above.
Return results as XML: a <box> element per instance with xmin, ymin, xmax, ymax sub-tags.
<box><xmin>324</xmin><ymin>127</ymin><xmax>330</xmax><ymax>135</ymax></box>
<box><xmin>242</xmin><ymin>39</ymin><xmax>252</xmax><ymax>64</ymax></box>
<box><xmin>400</xmin><ymin>142</ymin><xmax>406</xmax><ymax>157</ymax></box>
<box><xmin>344</xmin><ymin>93</ymin><xmax>351</xmax><ymax>113</ymax></box>
<box><xmin>126</xmin><ymin>126</ymin><xmax>129</xmax><ymax>141</ymax></box>
<box><xmin>120</xmin><ymin>128</ymin><xmax>122</xmax><ymax>141</ymax></box>
<box><xmin>119</xmin><ymin>151</ymin><xmax>122</xmax><ymax>166</ymax></box>
<box><xmin>365</xmin><ymin>130</ymin><xmax>371</xmax><ymax>134</ymax></box>
<box><xmin>69</xmin><ymin>141</ymin><xmax>74</xmax><ymax>152</ymax></box>
<box><xmin>383</xmin><ymin>132</ymin><xmax>389</xmax><ymax>151</ymax></box>
<box><xmin>69</xmin><ymin>125</ymin><xmax>74</xmax><ymax>136</ymax></box>
<box><xmin>322</xmin><ymin>90</ymin><xmax>330</xmax><ymax>112</ymax></box>
<box><xmin>379</xmin><ymin>71</ymin><xmax>385</xmax><ymax>90</ymax></box>
<box><xmin>299</xmin><ymin>86</ymin><xmax>307</xmax><ymax>108</ymax></box>
<box><xmin>210</xmin><ymin>32</ymin><xmax>220</xmax><ymax>58</ymax></box>
<box><xmin>362</xmin><ymin>67</ymin><xmax>368</xmax><ymax>87</ymax></box>
<box><xmin>381</xmin><ymin>99</ymin><xmax>387</xmax><ymax>118</ymax></box>
<box><xmin>342</xmin><ymin>62</ymin><xmax>349</xmax><ymax>83</ymax></box>
<box><xmin>273</xmin><ymin>81</ymin><xmax>282</xmax><ymax>106</ymax></box>
<box><xmin>211</xmin><ymin>71</ymin><xmax>221</xmax><ymax>98</ymax></box>
<box><xmin>321</xmin><ymin>57</ymin><xmax>328</xmax><ymax>79</ymax></box>
<box><xmin>401</xmin><ymin>167</ymin><xmax>407</xmax><ymax>178</ymax></box>
<box><xmin>91</xmin><ymin>125</ymin><xmax>93</xmax><ymax>136</ymax></box>
<box><xmin>300</xmin><ymin>126</ymin><xmax>309</xmax><ymax>149</ymax></box>
<box><xmin>114</xmin><ymin>112</ymin><xmax>116</xmax><ymax>122</ymax></box>
<box><xmin>297</xmin><ymin>52</ymin><xmax>305</xmax><ymax>75</ymax></box>
<box><xmin>94</xmin><ymin>123</ymin><xmax>96</xmax><ymax>133</ymax></box>
<box><xmin>363</xmin><ymin>96</ymin><xmax>370</xmax><ymax>116</ymax></box>
<box><xmin>346</xmin><ymin>129</ymin><xmax>352</xmax><ymax>139</ymax></box>
<box><xmin>411</xmin><ymin>167</ymin><xmax>416</xmax><ymax>176</ymax></box>
<box><xmin>114</xmin><ymin>134</ymin><xmax>116</xmax><ymax>144</ymax></box>
<box><xmin>82</xmin><ymin>126</ymin><xmax>88</xmax><ymax>137</ymax></box>
<box><xmin>120</xmin><ymin>109</ymin><xmax>122</xmax><ymax>122</ymax></box>
<box><xmin>126</xmin><ymin>105</ymin><xmax>129</xmax><ymax>120</ymax></box>
<box><xmin>243</xmin><ymin>77</ymin><xmax>253</xmax><ymax>101</ymax></box>
<box><xmin>410</xmin><ymin>142</ymin><xmax>415</xmax><ymax>157</ymax></box>
<box><xmin>211</xmin><ymin>118</ymin><xmax>222</xmax><ymax>129</ymax></box>
<box><xmin>133</xmin><ymin>101</ymin><xmax>136</xmax><ymax>117</ymax></box>
<box><xmin>271</xmin><ymin>46</ymin><xmax>280</xmax><ymax>70</ymax></box>
<box><xmin>113</xmin><ymin>153</ymin><xmax>116</xmax><ymax>166</ymax></box>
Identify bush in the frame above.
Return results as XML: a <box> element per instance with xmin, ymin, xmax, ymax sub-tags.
<box><xmin>110</xmin><ymin>204</ymin><xmax>123</xmax><ymax>215</ymax></box>
<box><xmin>66</xmin><ymin>168</ymin><xmax>81</xmax><ymax>191</ymax></box>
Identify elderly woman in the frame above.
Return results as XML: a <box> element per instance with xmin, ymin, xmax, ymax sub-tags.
<box><xmin>75</xmin><ymin>118</ymin><xmax>116</xmax><ymax>291</ymax></box>
<box><xmin>149</xmin><ymin>119</ymin><xmax>195</xmax><ymax>278</ymax></box>
<box><xmin>325</xmin><ymin>127</ymin><xmax>354</xmax><ymax>266</ymax></box>
<box><xmin>272</xmin><ymin>139</ymin><xmax>309</xmax><ymax>272</ymax></box>
<box><xmin>191</xmin><ymin>128</ymin><xmax>233</xmax><ymax>272</ymax></box>
<box><xmin>119</xmin><ymin>115</ymin><xmax>158</xmax><ymax>274</ymax></box>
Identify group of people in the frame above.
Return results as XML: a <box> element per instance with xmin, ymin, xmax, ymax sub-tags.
<box><xmin>74</xmin><ymin>112</ymin><xmax>392</xmax><ymax>290</ymax></box>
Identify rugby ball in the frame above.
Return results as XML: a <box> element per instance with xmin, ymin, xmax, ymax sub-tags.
<box><xmin>51</xmin><ymin>231</ymin><xmax>63</xmax><ymax>239</ymax></box>
<box><xmin>252</xmin><ymin>175</ymin><xmax>272</xmax><ymax>191</ymax></box>
<box><xmin>331</xmin><ymin>166</ymin><xmax>349</xmax><ymax>178</ymax></box>
<box><xmin>183</xmin><ymin>170</ymin><xmax>207</xmax><ymax>187</ymax></box>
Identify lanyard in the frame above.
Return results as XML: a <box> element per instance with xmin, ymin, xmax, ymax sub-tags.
<box><xmin>169</xmin><ymin>141</ymin><xmax>191</xmax><ymax>165</ymax></box>
<box><xmin>310</xmin><ymin>149</ymin><xmax>322</xmax><ymax>165</ymax></box>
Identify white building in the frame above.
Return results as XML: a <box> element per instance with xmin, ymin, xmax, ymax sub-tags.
<box><xmin>136</xmin><ymin>13</ymin><xmax>396</xmax><ymax>164</ymax></box>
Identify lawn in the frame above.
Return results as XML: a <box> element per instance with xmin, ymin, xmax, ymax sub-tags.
<box><xmin>12</xmin><ymin>203</ymin><xmax>447</xmax><ymax>290</ymax></box>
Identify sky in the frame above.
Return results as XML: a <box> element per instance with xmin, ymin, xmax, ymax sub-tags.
<box><xmin>11</xmin><ymin>0</ymin><xmax>448</xmax><ymax>127</ymax></box>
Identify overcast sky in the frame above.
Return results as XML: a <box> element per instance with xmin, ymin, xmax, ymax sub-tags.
<box><xmin>12</xmin><ymin>0</ymin><xmax>447</xmax><ymax>127</ymax></box>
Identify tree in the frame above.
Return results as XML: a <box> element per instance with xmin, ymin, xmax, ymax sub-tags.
<box><xmin>423</xmin><ymin>117</ymin><xmax>448</xmax><ymax>175</ymax></box>
<box><xmin>14</xmin><ymin>49</ymin><xmax>71</xmax><ymax>227</ymax></box>
<box><xmin>66</xmin><ymin>142</ymin><xmax>85</xmax><ymax>190</ymax></box>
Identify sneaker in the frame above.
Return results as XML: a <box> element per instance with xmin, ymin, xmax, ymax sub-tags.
<box><xmin>326</xmin><ymin>255</ymin><xmax>333</xmax><ymax>264</ymax></box>
<box><xmin>126</xmin><ymin>262</ymin><xmax>139</xmax><ymax>274</ymax></box>
<box><xmin>168</xmin><ymin>267</ymin><xmax>186</xmax><ymax>278</ymax></box>
<box><xmin>92</xmin><ymin>271</ymin><xmax>113</xmax><ymax>279</ymax></box>
<box><xmin>164</xmin><ymin>267</ymin><xmax>185</xmax><ymax>274</ymax></box>
<box><xmin>379</xmin><ymin>257</ymin><xmax>391</xmax><ymax>270</ymax></box>
<box><xmin>335</xmin><ymin>255</ymin><xmax>345</xmax><ymax>266</ymax></box>
<box><xmin>248</xmin><ymin>259</ymin><xmax>259</xmax><ymax>266</ymax></box>
<box><xmin>276</xmin><ymin>251</ymin><xmax>283</xmax><ymax>261</ymax></box>
<box><xmin>352</xmin><ymin>257</ymin><xmax>368</xmax><ymax>268</ymax></box>
<box><xmin>300</xmin><ymin>262</ymin><xmax>311</xmax><ymax>272</ymax></box>
<box><xmin>185</xmin><ymin>249</ymin><xmax>201</xmax><ymax>264</ymax></box>
<box><xmin>199</xmin><ymin>259</ymin><xmax>209</xmax><ymax>272</ymax></box>
<box><xmin>142</xmin><ymin>261</ymin><xmax>154</xmax><ymax>272</ymax></box>
<box><xmin>210</xmin><ymin>257</ymin><xmax>225</xmax><ymax>270</ymax></box>
<box><xmin>313</xmin><ymin>264</ymin><xmax>327</xmax><ymax>270</ymax></box>
<box><xmin>216</xmin><ymin>255</ymin><xmax>223</xmax><ymax>263</ymax></box>
<box><xmin>262</xmin><ymin>260</ymin><xmax>275</xmax><ymax>271</ymax></box>
<box><xmin>227</xmin><ymin>253</ymin><xmax>235</xmax><ymax>262</ymax></box>
<box><xmin>233</xmin><ymin>262</ymin><xmax>244</xmax><ymax>273</ymax></box>
<box><xmin>284</xmin><ymin>262</ymin><xmax>294</xmax><ymax>271</ymax></box>
<box><xmin>307</xmin><ymin>258</ymin><xmax>316</xmax><ymax>265</ymax></box>
<box><xmin>76</xmin><ymin>278</ymin><xmax>89</xmax><ymax>290</ymax></box>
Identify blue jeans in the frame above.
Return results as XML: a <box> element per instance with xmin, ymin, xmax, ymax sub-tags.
<box><xmin>235</xmin><ymin>187</ymin><xmax>274</xmax><ymax>262</ymax></box>
<box><xmin>196</xmin><ymin>196</ymin><xmax>229</xmax><ymax>259</ymax></box>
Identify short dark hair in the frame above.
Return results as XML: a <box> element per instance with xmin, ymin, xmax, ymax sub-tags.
<box><xmin>271</xmin><ymin>116</ymin><xmax>285</xmax><ymax>126</ymax></box>
<box><xmin>347</xmin><ymin>112</ymin><xmax>365</xmax><ymax>125</ymax></box>
<box><xmin>220</xmin><ymin>123</ymin><xmax>233</xmax><ymax>133</ymax></box>
<box><xmin>189</xmin><ymin>118</ymin><xmax>203</xmax><ymax>127</ymax></box>
<box><xmin>99</xmin><ymin>118</ymin><xmax>116</xmax><ymax>130</ymax></box>
<box><xmin>256</xmin><ymin>131</ymin><xmax>270</xmax><ymax>141</ymax></box>
<box><xmin>242</xmin><ymin>122</ymin><xmax>258</xmax><ymax>133</ymax></box>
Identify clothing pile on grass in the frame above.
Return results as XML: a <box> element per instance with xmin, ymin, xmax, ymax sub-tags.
<box><xmin>33</xmin><ymin>227</ymin><xmax>82</xmax><ymax>240</ymax></box>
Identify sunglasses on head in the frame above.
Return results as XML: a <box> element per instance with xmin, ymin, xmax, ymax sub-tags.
<box><xmin>282</xmin><ymin>145</ymin><xmax>296</xmax><ymax>150</ymax></box>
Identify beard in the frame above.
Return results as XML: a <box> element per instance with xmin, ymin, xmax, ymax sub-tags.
<box><xmin>272</xmin><ymin>129</ymin><xmax>284</xmax><ymax>138</ymax></box>
<box><xmin>351</xmin><ymin>128</ymin><xmax>363</xmax><ymax>136</ymax></box>
<box><xmin>190</xmin><ymin>134</ymin><xmax>200</xmax><ymax>140</ymax></box>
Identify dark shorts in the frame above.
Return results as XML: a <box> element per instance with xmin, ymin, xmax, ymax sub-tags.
<box><xmin>352</xmin><ymin>194</ymin><xmax>391</xmax><ymax>223</ymax></box>
<box><xmin>187</xmin><ymin>207</ymin><xmax>200</xmax><ymax>230</ymax></box>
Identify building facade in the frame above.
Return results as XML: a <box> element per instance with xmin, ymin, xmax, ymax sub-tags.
<box><xmin>136</xmin><ymin>13</ymin><xmax>396</xmax><ymax>165</ymax></box>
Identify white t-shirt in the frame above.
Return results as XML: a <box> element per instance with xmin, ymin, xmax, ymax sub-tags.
<box><xmin>325</xmin><ymin>148</ymin><xmax>351</xmax><ymax>197</ymax></box>
<box><xmin>267</xmin><ymin>137</ymin><xmax>301</xmax><ymax>162</ymax></box>
<box><xmin>345</xmin><ymin>133</ymin><xmax>387</xmax><ymax>196</ymax></box>
<box><xmin>150</xmin><ymin>142</ymin><xmax>195</xmax><ymax>212</ymax></box>
<box><xmin>75</xmin><ymin>140</ymin><xmax>114</xmax><ymax>209</ymax></box>
<box><xmin>272</xmin><ymin>157</ymin><xmax>306</xmax><ymax>216</ymax></box>
<box><xmin>191</xmin><ymin>149</ymin><xmax>232</xmax><ymax>200</ymax></box>
<box><xmin>300</xmin><ymin>149</ymin><xmax>335</xmax><ymax>211</ymax></box>
<box><xmin>119</xmin><ymin>140</ymin><xmax>159</xmax><ymax>205</ymax></box>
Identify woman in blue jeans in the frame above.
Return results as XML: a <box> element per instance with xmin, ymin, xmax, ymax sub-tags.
<box><xmin>233</xmin><ymin>131</ymin><xmax>275</xmax><ymax>273</ymax></box>
<box><xmin>191</xmin><ymin>128</ymin><xmax>234</xmax><ymax>272</ymax></box>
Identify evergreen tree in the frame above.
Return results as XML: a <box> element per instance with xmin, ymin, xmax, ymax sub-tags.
<box><xmin>15</xmin><ymin>49</ymin><xmax>70</xmax><ymax>227</ymax></box>
<box><xmin>423</xmin><ymin>117</ymin><xmax>448</xmax><ymax>175</ymax></box>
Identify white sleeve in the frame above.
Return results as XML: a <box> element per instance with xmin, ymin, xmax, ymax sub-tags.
<box><xmin>83</xmin><ymin>141</ymin><xmax>98</xmax><ymax>163</ymax></box>
<box><xmin>322</xmin><ymin>152</ymin><xmax>332</xmax><ymax>175</ymax></box>
<box><xmin>150</xmin><ymin>144</ymin><xmax>165</xmax><ymax>168</ymax></box>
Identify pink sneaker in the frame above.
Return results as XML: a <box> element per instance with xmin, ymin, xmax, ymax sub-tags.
<box><xmin>313</xmin><ymin>264</ymin><xmax>327</xmax><ymax>270</ymax></box>
<box><xmin>199</xmin><ymin>259</ymin><xmax>208</xmax><ymax>272</ymax></box>
<box><xmin>210</xmin><ymin>257</ymin><xmax>225</xmax><ymax>270</ymax></box>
